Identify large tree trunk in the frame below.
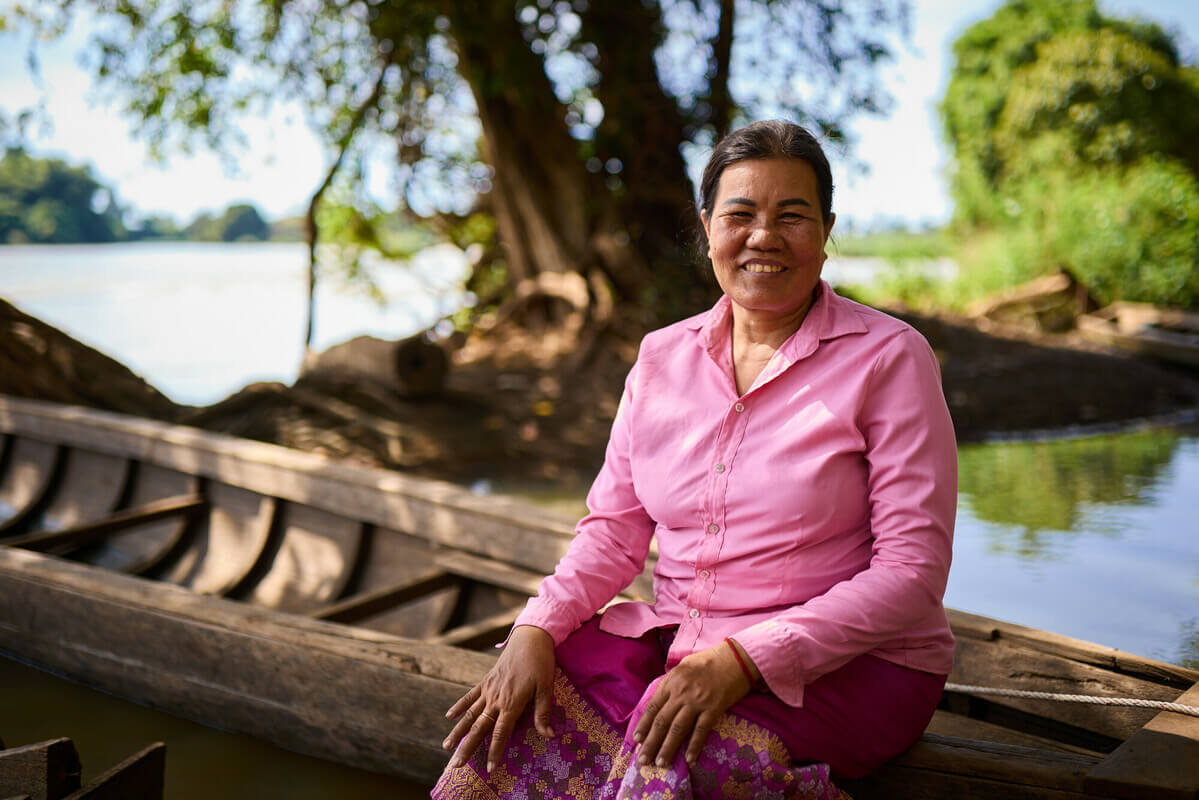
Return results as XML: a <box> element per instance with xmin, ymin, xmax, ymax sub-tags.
<box><xmin>442</xmin><ymin>2</ymin><xmax>717</xmax><ymax>346</ymax></box>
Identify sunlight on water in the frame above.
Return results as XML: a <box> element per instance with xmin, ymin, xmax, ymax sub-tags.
<box><xmin>0</xmin><ymin>242</ymin><xmax>470</xmax><ymax>405</ymax></box>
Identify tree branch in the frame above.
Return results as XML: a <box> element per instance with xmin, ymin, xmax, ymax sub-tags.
<box><xmin>303</xmin><ymin>56</ymin><xmax>393</xmax><ymax>353</ymax></box>
<box><xmin>710</xmin><ymin>0</ymin><xmax>736</xmax><ymax>141</ymax></box>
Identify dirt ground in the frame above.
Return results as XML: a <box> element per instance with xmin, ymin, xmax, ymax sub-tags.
<box><xmin>4</xmin><ymin>296</ymin><xmax>1198</xmax><ymax>492</ymax></box>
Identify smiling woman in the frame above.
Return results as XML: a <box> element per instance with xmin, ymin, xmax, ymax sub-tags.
<box><xmin>431</xmin><ymin>120</ymin><xmax>958</xmax><ymax>800</ymax></box>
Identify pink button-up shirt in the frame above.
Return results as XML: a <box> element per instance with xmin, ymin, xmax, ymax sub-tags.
<box><xmin>513</xmin><ymin>282</ymin><xmax>957</xmax><ymax>707</ymax></box>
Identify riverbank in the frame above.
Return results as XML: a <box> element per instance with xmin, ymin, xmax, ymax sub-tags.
<box><xmin>4</xmin><ymin>293</ymin><xmax>1198</xmax><ymax>491</ymax></box>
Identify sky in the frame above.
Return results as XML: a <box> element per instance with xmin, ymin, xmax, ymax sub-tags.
<box><xmin>1</xmin><ymin>0</ymin><xmax>1196</xmax><ymax>231</ymax></box>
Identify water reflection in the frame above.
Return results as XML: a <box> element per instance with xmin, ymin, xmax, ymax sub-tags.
<box><xmin>1178</xmin><ymin>618</ymin><xmax>1199</xmax><ymax>670</ymax></box>
<box><xmin>956</xmin><ymin>428</ymin><xmax>1180</xmax><ymax>557</ymax></box>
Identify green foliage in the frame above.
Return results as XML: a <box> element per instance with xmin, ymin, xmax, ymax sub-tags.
<box><xmin>940</xmin><ymin>0</ymin><xmax>1199</xmax><ymax>309</ymax></box>
<box><xmin>220</xmin><ymin>204</ymin><xmax>270</xmax><ymax>241</ymax></box>
<box><xmin>184</xmin><ymin>203</ymin><xmax>271</xmax><ymax>242</ymax></box>
<box><xmin>1048</xmin><ymin>158</ymin><xmax>1199</xmax><ymax>306</ymax></box>
<box><xmin>832</xmin><ymin>229</ymin><xmax>954</xmax><ymax>261</ymax></box>
<box><xmin>0</xmin><ymin>147</ymin><xmax>126</xmax><ymax>243</ymax></box>
<box><xmin>957</xmin><ymin>428</ymin><xmax>1180</xmax><ymax>557</ymax></box>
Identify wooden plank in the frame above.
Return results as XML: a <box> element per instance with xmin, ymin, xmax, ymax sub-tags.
<box><xmin>948</xmin><ymin>608</ymin><xmax>1199</xmax><ymax>689</ymax></box>
<box><xmin>244</xmin><ymin>502</ymin><xmax>364</xmax><ymax>614</ymax></box>
<box><xmin>82</xmin><ymin>465</ymin><xmax>199</xmax><ymax>574</ymax></box>
<box><xmin>0</xmin><ymin>439</ymin><xmax>62</xmax><ymax>533</ymax></box>
<box><xmin>843</xmin><ymin>768</ymin><xmax>1097</xmax><ymax>800</ymax></box>
<box><xmin>1084</xmin><ymin>681</ymin><xmax>1199</xmax><ymax>800</ymax></box>
<box><xmin>343</xmin><ymin>528</ymin><xmax>462</xmax><ymax>639</ymax></box>
<box><xmin>312</xmin><ymin>569</ymin><xmax>458</xmax><ymax>624</ymax></box>
<box><xmin>60</xmin><ymin>743</ymin><xmax>164</xmax><ymax>800</ymax></box>
<box><xmin>838</xmin><ymin>732</ymin><xmax>1103</xmax><ymax>799</ymax></box>
<box><xmin>28</xmin><ymin>451</ymin><xmax>129</xmax><ymax>537</ymax></box>
<box><xmin>939</xmin><ymin>688</ymin><xmax>1122</xmax><ymax>753</ymax></box>
<box><xmin>924</xmin><ymin>709</ymin><xmax>1103</xmax><ymax>756</ymax></box>
<box><xmin>431</xmin><ymin>607</ymin><xmax>522</xmax><ymax>649</ymax></box>
<box><xmin>951</xmin><ymin>635</ymin><xmax>1178</xmax><ymax>742</ymax></box>
<box><xmin>160</xmin><ymin>484</ymin><xmax>276</xmax><ymax>596</ymax></box>
<box><xmin>0</xmin><ymin>546</ymin><xmax>490</xmax><ymax>784</ymax></box>
<box><xmin>1</xmin><ymin>495</ymin><xmax>205</xmax><ymax>554</ymax></box>
<box><xmin>433</xmin><ymin>550</ymin><xmax>545</xmax><ymax>596</ymax></box>
<box><xmin>0</xmin><ymin>738</ymin><xmax>81</xmax><ymax>800</ymax></box>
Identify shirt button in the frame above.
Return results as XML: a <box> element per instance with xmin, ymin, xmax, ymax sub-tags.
<box><xmin>734</xmin><ymin>402</ymin><xmax>745</xmax><ymax>413</ymax></box>
<box><xmin>714</xmin><ymin>463</ymin><xmax>726</xmax><ymax>473</ymax></box>
<box><xmin>707</xmin><ymin>523</ymin><xmax>720</xmax><ymax>534</ymax></box>
<box><xmin>699</xmin><ymin>569</ymin><xmax>710</xmax><ymax>579</ymax></box>
<box><xmin>688</xmin><ymin>608</ymin><xmax>699</xmax><ymax>619</ymax></box>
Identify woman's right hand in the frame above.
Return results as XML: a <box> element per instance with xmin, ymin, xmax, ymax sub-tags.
<box><xmin>443</xmin><ymin>624</ymin><xmax>557</xmax><ymax>773</ymax></box>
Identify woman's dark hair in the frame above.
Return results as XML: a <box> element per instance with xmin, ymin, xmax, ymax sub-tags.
<box><xmin>698</xmin><ymin>120</ymin><xmax>834</xmax><ymax>232</ymax></box>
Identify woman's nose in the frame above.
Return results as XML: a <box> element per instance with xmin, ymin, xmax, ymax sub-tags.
<box><xmin>746</xmin><ymin>220</ymin><xmax>781</xmax><ymax>248</ymax></box>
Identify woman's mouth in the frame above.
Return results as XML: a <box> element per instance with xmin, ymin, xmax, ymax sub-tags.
<box><xmin>742</xmin><ymin>262</ymin><xmax>785</xmax><ymax>273</ymax></box>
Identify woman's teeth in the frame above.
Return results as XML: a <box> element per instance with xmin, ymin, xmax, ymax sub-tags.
<box><xmin>744</xmin><ymin>263</ymin><xmax>784</xmax><ymax>273</ymax></box>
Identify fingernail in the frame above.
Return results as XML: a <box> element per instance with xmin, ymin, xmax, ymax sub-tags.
<box><xmin>487</xmin><ymin>761</ymin><xmax>496</xmax><ymax>773</ymax></box>
<box><xmin>442</xmin><ymin>739</ymin><xmax>452</xmax><ymax>749</ymax></box>
<box><xmin>633</xmin><ymin>732</ymin><xmax>643</xmax><ymax>743</ymax></box>
<box><xmin>639</xmin><ymin>754</ymin><xmax>649</xmax><ymax>765</ymax></box>
<box><xmin>656</xmin><ymin>757</ymin><xmax>666</xmax><ymax>767</ymax></box>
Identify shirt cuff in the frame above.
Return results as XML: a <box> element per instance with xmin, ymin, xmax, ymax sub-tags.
<box><xmin>734</xmin><ymin>621</ymin><xmax>806</xmax><ymax>708</ymax></box>
<box><xmin>508</xmin><ymin>596</ymin><xmax>577</xmax><ymax>647</ymax></box>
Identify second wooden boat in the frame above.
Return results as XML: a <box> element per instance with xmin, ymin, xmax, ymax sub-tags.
<box><xmin>0</xmin><ymin>395</ymin><xmax>1196</xmax><ymax>798</ymax></box>
<box><xmin>1077</xmin><ymin>301</ymin><xmax>1199</xmax><ymax>368</ymax></box>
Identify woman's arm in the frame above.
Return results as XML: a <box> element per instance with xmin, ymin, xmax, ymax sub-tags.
<box><xmin>441</xmin><ymin>361</ymin><xmax>657</xmax><ymax>767</ymax></box>
<box><xmin>509</xmin><ymin>360</ymin><xmax>658</xmax><ymax>643</ymax></box>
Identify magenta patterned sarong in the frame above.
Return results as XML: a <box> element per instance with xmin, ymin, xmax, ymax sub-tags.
<box><xmin>432</xmin><ymin>617</ymin><xmax>944</xmax><ymax>800</ymax></box>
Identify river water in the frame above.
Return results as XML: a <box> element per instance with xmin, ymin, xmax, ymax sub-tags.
<box><xmin>2</xmin><ymin>243</ymin><xmax>1197</xmax><ymax>797</ymax></box>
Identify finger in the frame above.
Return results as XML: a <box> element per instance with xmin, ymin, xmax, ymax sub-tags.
<box><xmin>684</xmin><ymin>711</ymin><xmax>717</xmax><ymax>765</ymax></box>
<box><xmin>533</xmin><ymin>679</ymin><xmax>555</xmax><ymax>738</ymax></box>
<box><xmin>654</xmin><ymin>707</ymin><xmax>698</xmax><ymax>767</ymax></box>
<box><xmin>485</xmin><ymin>710</ymin><xmax>513</xmax><ymax>773</ymax></box>
<box><xmin>443</xmin><ymin>699</ymin><xmax>488</xmax><ymax>751</ymax></box>
<box><xmin>632</xmin><ymin>698</ymin><xmax>661</xmax><ymax>745</ymax></box>
<box><xmin>446</xmin><ymin>684</ymin><xmax>482</xmax><ymax>720</ymax></box>
<box><xmin>442</xmin><ymin>706</ymin><xmax>476</xmax><ymax>751</ymax></box>
<box><xmin>637</xmin><ymin>702</ymin><xmax>680</xmax><ymax>765</ymax></box>
<box><xmin>448</xmin><ymin>710</ymin><xmax>493</xmax><ymax>770</ymax></box>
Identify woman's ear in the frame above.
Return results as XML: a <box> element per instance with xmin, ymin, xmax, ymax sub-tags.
<box><xmin>700</xmin><ymin>209</ymin><xmax>712</xmax><ymax>254</ymax></box>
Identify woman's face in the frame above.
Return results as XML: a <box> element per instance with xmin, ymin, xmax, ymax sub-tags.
<box><xmin>701</xmin><ymin>157</ymin><xmax>834</xmax><ymax>324</ymax></box>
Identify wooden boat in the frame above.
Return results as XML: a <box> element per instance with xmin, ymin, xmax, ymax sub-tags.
<box><xmin>1077</xmin><ymin>302</ymin><xmax>1199</xmax><ymax>369</ymax></box>
<box><xmin>0</xmin><ymin>736</ymin><xmax>164</xmax><ymax>800</ymax></box>
<box><xmin>0</xmin><ymin>394</ymin><xmax>1196</xmax><ymax>799</ymax></box>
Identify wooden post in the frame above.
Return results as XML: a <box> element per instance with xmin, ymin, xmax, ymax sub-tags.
<box><xmin>60</xmin><ymin>743</ymin><xmax>164</xmax><ymax>800</ymax></box>
<box><xmin>0</xmin><ymin>738</ymin><xmax>81</xmax><ymax>800</ymax></box>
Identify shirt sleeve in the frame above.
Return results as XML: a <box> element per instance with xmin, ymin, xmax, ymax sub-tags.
<box><xmin>511</xmin><ymin>360</ymin><xmax>657</xmax><ymax>645</ymax></box>
<box><xmin>733</xmin><ymin>328</ymin><xmax>957</xmax><ymax>706</ymax></box>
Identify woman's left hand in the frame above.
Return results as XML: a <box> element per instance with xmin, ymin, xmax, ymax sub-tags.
<box><xmin>632</xmin><ymin>639</ymin><xmax>759</xmax><ymax>767</ymax></box>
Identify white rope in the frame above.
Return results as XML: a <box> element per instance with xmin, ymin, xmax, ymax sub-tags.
<box><xmin>944</xmin><ymin>683</ymin><xmax>1199</xmax><ymax>719</ymax></box>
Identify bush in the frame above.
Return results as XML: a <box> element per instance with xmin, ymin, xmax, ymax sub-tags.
<box><xmin>1051</xmin><ymin>158</ymin><xmax>1199</xmax><ymax>306</ymax></box>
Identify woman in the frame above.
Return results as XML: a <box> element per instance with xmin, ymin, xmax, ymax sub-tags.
<box><xmin>434</xmin><ymin>120</ymin><xmax>957</xmax><ymax>800</ymax></box>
